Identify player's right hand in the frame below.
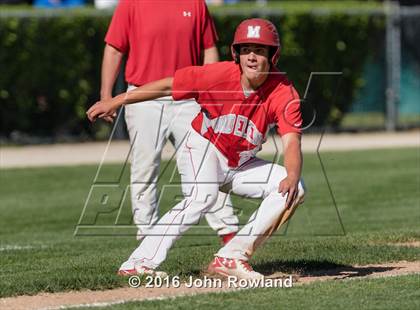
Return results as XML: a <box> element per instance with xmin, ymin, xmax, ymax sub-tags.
<box><xmin>86</xmin><ymin>100</ymin><xmax>117</xmax><ymax>123</ymax></box>
<box><xmin>278</xmin><ymin>176</ymin><xmax>299</xmax><ymax>209</ymax></box>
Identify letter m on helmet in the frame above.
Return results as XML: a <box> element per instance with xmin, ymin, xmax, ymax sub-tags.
<box><xmin>247</xmin><ymin>26</ymin><xmax>261</xmax><ymax>38</ymax></box>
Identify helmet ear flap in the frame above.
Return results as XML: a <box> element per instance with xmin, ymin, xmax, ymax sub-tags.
<box><xmin>231</xmin><ymin>45</ymin><xmax>240</xmax><ymax>64</ymax></box>
<box><xmin>270</xmin><ymin>46</ymin><xmax>281</xmax><ymax>66</ymax></box>
<box><xmin>234</xmin><ymin>51</ymin><xmax>240</xmax><ymax>64</ymax></box>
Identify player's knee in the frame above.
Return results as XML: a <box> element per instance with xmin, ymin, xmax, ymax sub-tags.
<box><xmin>266</xmin><ymin>167</ymin><xmax>306</xmax><ymax>202</ymax></box>
<box><xmin>204</xmin><ymin>188</ymin><xmax>219</xmax><ymax>208</ymax></box>
<box><xmin>181</xmin><ymin>183</ymin><xmax>194</xmax><ymax>198</ymax></box>
<box><xmin>194</xmin><ymin>185</ymin><xmax>219</xmax><ymax>208</ymax></box>
<box><xmin>266</xmin><ymin>165</ymin><xmax>287</xmax><ymax>194</ymax></box>
<box><xmin>297</xmin><ymin>179</ymin><xmax>306</xmax><ymax>204</ymax></box>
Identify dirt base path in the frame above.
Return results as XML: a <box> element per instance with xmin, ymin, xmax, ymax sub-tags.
<box><xmin>1</xmin><ymin>261</ymin><xmax>419</xmax><ymax>310</ymax></box>
<box><xmin>2</xmin><ymin>131</ymin><xmax>419</xmax><ymax>168</ymax></box>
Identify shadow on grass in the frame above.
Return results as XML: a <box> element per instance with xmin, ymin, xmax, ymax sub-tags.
<box><xmin>254</xmin><ymin>259</ymin><xmax>346</xmax><ymax>275</ymax></box>
<box><xmin>255</xmin><ymin>259</ymin><xmax>395</xmax><ymax>279</ymax></box>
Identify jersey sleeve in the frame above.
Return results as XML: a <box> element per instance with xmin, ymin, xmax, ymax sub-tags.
<box><xmin>200</xmin><ymin>1</ymin><xmax>218</xmax><ymax>49</ymax></box>
<box><xmin>273</xmin><ymin>85</ymin><xmax>303</xmax><ymax>136</ymax></box>
<box><xmin>172</xmin><ymin>66</ymin><xmax>204</xmax><ymax>101</ymax></box>
<box><xmin>104</xmin><ymin>0</ymin><xmax>131</xmax><ymax>53</ymax></box>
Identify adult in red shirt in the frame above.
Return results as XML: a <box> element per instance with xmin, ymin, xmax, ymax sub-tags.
<box><xmin>88</xmin><ymin>18</ymin><xmax>305</xmax><ymax>280</ymax></box>
<box><xmin>100</xmin><ymin>0</ymin><xmax>238</xmax><ymax>242</ymax></box>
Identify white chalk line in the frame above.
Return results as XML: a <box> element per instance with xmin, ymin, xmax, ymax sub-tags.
<box><xmin>0</xmin><ymin>244</ymin><xmax>48</xmax><ymax>252</ymax></box>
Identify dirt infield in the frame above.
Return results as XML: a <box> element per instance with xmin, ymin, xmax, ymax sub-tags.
<box><xmin>1</xmin><ymin>261</ymin><xmax>419</xmax><ymax>310</ymax></box>
<box><xmin>1</xmin><ymin>131</ymin><xmax>419</xmax><ymax>168</ymax></box>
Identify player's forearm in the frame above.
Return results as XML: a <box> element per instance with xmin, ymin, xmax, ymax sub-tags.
<box><xmin>112</xmin><ymin>77</ymin><xmax>174</xmax><ymax>108</ymax></box>
<box><xmin>203</xmin><ymin>46</ymin><xmax>219</xmax><ymax>64</ymax></box>
<box><xmin>282</xmin><ymin>134</ymin><xmax>303</xmax><ymax>181</ymax></box>
<box><xmin>100</xmin><ymin>44</ymin><xmax>124</xmax><ymax>99</ymax></box>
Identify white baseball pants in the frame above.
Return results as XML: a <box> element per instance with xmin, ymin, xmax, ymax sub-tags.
<box><xmin>120</xmin><ymin>128</ymin><xmax>305</xmax><ymax>270</ymax></box>
<box><xmin>124</xmin><ymin>92</ymin><xmax>238</xmax><ymax>237</ymax></box>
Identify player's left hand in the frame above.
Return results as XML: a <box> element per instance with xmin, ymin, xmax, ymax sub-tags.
<box><xmin>86</xmin><ymin>99</ymin><xmax>118</xmax><ymax>123</ymax></box>
<box><xmin>278</xmin><ymin>176</ymin><xmax>299</xmax><ymax>209</ymax></box>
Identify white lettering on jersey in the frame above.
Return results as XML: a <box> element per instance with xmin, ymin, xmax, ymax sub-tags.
<box><xmin>213</xmin><ymin>114</ymin><xmax>236</xmax><ymax>134</ymax></box>
<box><xmin>245</xmin><ymin>120</ymin><xmax>263</xmax><ymax>146</ymax></box>
<box><xmin>247</xmin><ymin>26</ymin><xmax>261</xmax><ymax>38</ymax></box>
<box><xmin>183</xmin><ymin>11</ymin><xmax>192</xmax><ymax>17</ymax></box>
<box><xmin>234</xmin><ymin>115</ymin><xmax>248</xmax><ymax>137</ymax></box>
<box><xmin>201</xmin><ymin>112</ymin><xmax>264</xmax><ymax>148</ymax></box>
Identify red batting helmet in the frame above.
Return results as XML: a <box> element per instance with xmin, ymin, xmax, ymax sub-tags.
<box><xmin>231</xmin><ymin>18</ymin><xmax>281</xmax><ymax>65</ymax></box>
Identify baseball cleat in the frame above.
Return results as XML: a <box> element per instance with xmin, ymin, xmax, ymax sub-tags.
<box><xmin>117</xmin><ymin>268</ymin><xmax>138</xmax><ymax>276</ymax></box>
<box><xmin>118</xmin><ymin>264</ymin><xmax>168</xmax><ymax>278</ymax></box>
<box><xmin>220</xmin><ymin>232</ymin><xmax>236</xmax><ymax>245</ymax></box>
<box><xmin>207</xmin><ymin>256</ymin><xmax>264</xmax><ymax>280</ymax></box>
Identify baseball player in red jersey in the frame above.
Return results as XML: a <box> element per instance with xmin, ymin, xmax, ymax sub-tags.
<box><xmin>88</xmin><ymin>18</ymin><xmax>305</xmax><ymax>280</ymax></box>
<box><xmin>101</xmin><ymin>0</ymin><xmax>238</xmax><ymax>242</ymax></box>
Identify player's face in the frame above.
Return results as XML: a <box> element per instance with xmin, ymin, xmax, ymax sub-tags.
<box><xmin>239</xmin><ymin>43</ymin><xmax>270</xmax><ymax>88</ymax></box>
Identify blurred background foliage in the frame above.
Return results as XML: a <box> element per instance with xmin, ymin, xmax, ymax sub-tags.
<box><xmin>0</xmin><ymin>15</ymin><xmax>109</xmax><ymax>141</ymax></box>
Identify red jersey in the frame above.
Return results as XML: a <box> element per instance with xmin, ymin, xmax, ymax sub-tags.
<box><xmin>105</xmin><ymin>0</ymin><xmax>218</xmax><ymax>86</ymax></box>
<box><xmin>173</xmin><ymin>61</ymin><xmax>302</xmax><ymax>167</ymax></box>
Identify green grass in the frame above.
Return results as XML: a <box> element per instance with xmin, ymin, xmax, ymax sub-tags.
<box><xmin>0</xmin><ymin>147</ymin><xmax>419</xmax><ymax>298</ymax></box>
<box><xmin>78</xmin><ymin>274</ymin><xmax>420</xmax><ymax>310</ymax></box>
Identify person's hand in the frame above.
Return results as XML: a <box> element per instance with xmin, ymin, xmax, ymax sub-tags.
<box><xmin>98</xmin><ymin>94</ymin><xmax>117</xmax><ymax>123</ymax></box>
<box><xmin>86</xmin><ymin>98</ymin><xmax>118</xmax><ymax>123</ymax></box>
<box><xmin>278</xmin><ymin>175</ymin><xmax>300</xmax><ymax>209</ymax></box>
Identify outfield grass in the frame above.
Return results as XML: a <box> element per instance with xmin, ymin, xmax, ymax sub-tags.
<box><xmin>340</xmin><ymin>112</ymin><xmax>420</xmax><ymax>130</ymax></box>
<box><xmin>0</xmin><ymin>147</ymin><xmax>419</xmax><ymax>298</ymax></box>
<box><xmin>78</xmin><ymin>275</ymin><xmax>420</xmax><ymax>310</ymax></box>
